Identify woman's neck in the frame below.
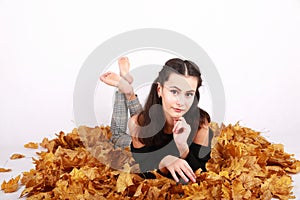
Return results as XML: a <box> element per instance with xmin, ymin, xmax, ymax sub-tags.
<box><xmin>163</xmin><ymin>113</ymin><xmax>177</xmax><ymax>134</ymax></box>
<box><xmin>163</xmin><ymin>119</ymin><xmax>174</xmax><ymax>134</ymax></box>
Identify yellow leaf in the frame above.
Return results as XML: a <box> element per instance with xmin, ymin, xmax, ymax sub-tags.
<box><xmin>116</xmin><ymin>172</ymin><xmax>134</xmax><ymax>193</ymax></box>
<box><xmin>24</xmin><ymin>142</ymin><xmax>39</xmax><ymax>149</ymax></box>
<box><xmin>1</xmin><ymin>175</ymin><xmax>20</xmax><ymax>193</ymax></box>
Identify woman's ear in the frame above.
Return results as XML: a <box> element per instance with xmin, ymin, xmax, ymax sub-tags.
<box><xmin>157</xmin><ymin>82</ymin><xmax>162</xmax><ymax>98</ymax></box>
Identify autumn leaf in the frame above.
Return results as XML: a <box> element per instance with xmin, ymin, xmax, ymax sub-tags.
<box><xmin>0</xmin><ymin>168</ymin><xmax>12</xmax><ymax>173</ymax></box>
<box><xmin>1</xmin><ymin>123</ymin><xmax>298</xmax><ymax>199</ymax></box>
<box><xmin>10</xmin><ymin>153</ymin><xmax>25</xmax><ymax>160</ymax></box>
<box><xmin>24</xmin><ymin>142</ymin><xmax>39</xmax><ymax>149</ymax></box>
<box><xmin>116</xmin><ymin>172</ymin><xmax>134</xmax><ymax>193</ymax></box>
<box><xmin>1</xmin><ymin>175</ymin><xmax>20</xmax><ymax>193</ymax></box>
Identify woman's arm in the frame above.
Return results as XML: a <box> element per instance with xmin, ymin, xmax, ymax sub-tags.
<box><xmin>173</xmin><ymin>117</ymin><xmax>191</xmax><ymax>158</ymax></box>
<box><xmin>185</xmin><ymin>122</ymin><xmax>213</xmax><ymax>172</ymax></box>
<box><xmin>128</xmin><ymin>115</ymin><xmax>144</xmax><ymax>148</ymax></box>
<box><xmin>193</xmin><ymin>120</ymin><xmax>210</xmax><ymax>146</ymax></box>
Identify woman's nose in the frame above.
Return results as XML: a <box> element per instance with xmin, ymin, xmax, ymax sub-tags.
<box><xmin>176</xmin><ymin>95</ymin><xmax>184</xmax><ymax>106</ymax></box>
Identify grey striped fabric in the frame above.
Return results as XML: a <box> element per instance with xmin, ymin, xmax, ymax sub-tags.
<box><xmin>110</xmin><ymin>91</ymin><xmax>142</xmax><ymax>148</ymax></box>
<box><xmin>127</xmin><ymin>95</ymin><xmax>143</xmax><ymax>117</ymax></box>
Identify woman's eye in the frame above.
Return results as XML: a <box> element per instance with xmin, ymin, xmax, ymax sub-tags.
<box><xmin>170</xmin><ymin>90</ymin><xmax>178</xmax><ymax>95</ymax></box>
<box><xmin>186</xmin><ymin>93</ymin><xmax>194</xmax><ymax>97</ymax></box>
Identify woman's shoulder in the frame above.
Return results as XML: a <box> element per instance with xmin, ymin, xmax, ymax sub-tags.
<box><xmin>198</xmin><ymin>108</ymin><xmax>211</xmax><ymax>124</ymax></box>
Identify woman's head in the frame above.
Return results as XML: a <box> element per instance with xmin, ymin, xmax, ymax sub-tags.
<box><xmin>156</xmin><ymin>58</ymin><xmax>202</xmax><ymax>121</ymax></box>
<box><xmin>137</xmin><ymin>58</ymin><xmax>205</xmax><ymax>145</ymax></box>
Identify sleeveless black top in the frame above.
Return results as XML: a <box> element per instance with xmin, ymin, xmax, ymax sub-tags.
<box><xmin>130</xmin><ymin>128</ymin><xmax>214</xmax><ymax>174</ymax></box>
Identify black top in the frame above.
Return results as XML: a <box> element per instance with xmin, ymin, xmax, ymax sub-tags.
<box><xmin>130</xmin><ymin>128</ymin><xmax>214</xmax><ymax>175</ymax></box>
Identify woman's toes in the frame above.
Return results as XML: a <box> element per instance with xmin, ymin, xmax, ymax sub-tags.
<box><xmin>118</xmin><ymin>57</ymin><xmax>129</xmax><ymax>69</ymax></box>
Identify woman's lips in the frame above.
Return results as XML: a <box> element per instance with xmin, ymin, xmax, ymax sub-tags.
<box><xmin>173</xmin><ymin>108</ymin><xmax>183</xmax><ymax>113</ymax></box>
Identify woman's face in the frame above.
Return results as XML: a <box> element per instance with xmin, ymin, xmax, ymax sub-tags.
<box><xmin>157</xmin><ymin>73</ymin><xmax>198</xmax><ymax>123</ymax></box>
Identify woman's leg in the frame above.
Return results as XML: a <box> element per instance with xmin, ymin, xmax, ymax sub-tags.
<box><xmin>118</xmin><ymin>57</ymin><xmax>143</xmax><ymax>117</ymax></box>
<box><xmin>126</xmin><ymin>95</ymin><xmax>143</xmax><ymax>117</ymax></box>
<box><xmin>110</xmin><ymin>91</ymin><xmax>143</xmax><ymax>148</ymax></box>
<box><xmin>110</xmin><ymin>91</ymin><xmax>131</xmax><ymax>148</ymax></box>
<box><xmin>99</xmin><ymin>57</ymin><xmax>143</xmax><ymax>148</ymax></box>
<box><xmin>100</xmin><ymin>71</ymin><xmax>132</xmax><ymax>148</ymax></box>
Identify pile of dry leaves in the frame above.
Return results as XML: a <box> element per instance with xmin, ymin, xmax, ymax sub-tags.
<box><xmin>1</xmin><ymin>123</ymin><xmax>300</xmax><ymax>200</ymax></box>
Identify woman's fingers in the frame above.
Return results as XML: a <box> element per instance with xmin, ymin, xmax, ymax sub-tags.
<box><xmin>177</xmin><ymin>170</ymin><xmax>189</xmax><ymax>183</ymax></box>
<box><xmin>182</xmin><ymin>164</ymin><xmax>196</xmax><ymax>182</ymax></box>
<box><xmin>169</xmin><ymin>160</ymin><xmax>196</xmax><ymax>183</ymax></box>
<box><xmin>173</xmin><ymin>117</ymin><xmax>185</xmax><ymax>134</ymax></box>
<box><xmin>169</xmin><ymin>169</ymin><xmax>179</xmax><ymax>183</ymax></box>
<box><xmin>173</xmin><ymin>120</ymin><xmax>180</xmax><ymax>133</ymax></box>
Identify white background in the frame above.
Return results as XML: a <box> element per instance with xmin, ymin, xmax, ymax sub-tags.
<box><xmin>0</xmin><ymin>0</ymin><xmax>300</xmax><ymax>199</ymax></box>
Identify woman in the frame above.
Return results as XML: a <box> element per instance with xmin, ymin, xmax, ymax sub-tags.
<box><xmin>100</xmin><ymin>57</ymin><xmax>213</xmax><ymax>183</ymax></box>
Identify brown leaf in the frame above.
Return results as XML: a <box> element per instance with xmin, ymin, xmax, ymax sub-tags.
<box><xmin>1</xmin><ymin>175</ymin><xmax>20</xmax><ymax>193</ymax></box>
<box><xmin>116</xmin><ymin>172</ymin><xmax>134</xmax><ymax>193</ymax></box>
<box><xmin>8</xmin><ymin>123</ymin><xmax>299</xmax><ymax>199</ymax></box>
<box><xmin>10</xmin><ymin>153</ymin><xmax>25</xmax><ymax>160</ymax></box>
<box><xmin>24</xmin><ymin>142</ymin><xmax>38</xmax><ymax>149</ymax></box>
<box><xmin>0</xmin><ymin>168</ymin><xmax>12</xmax><ymax>173</ymax></box>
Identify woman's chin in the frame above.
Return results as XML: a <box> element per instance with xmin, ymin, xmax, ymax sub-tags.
<box><xmin>172</xmin><ymin>113</ymin><xmax>183</xmax><ymax>119</ymax></box>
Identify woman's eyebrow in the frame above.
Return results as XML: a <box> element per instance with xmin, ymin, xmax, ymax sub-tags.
<box><xmin>167</xmin><ymin>86</ymin><xmax>195</xmax><ymax>92</ymax></box>
<box><xmin>167</xmin><ymin>86</ymin><xmax>181</xmax><ymax>91</ymax></box>
<box><xmin>186</xmin><ymin>90</ymin><xmax>196</xmax><ymax>93</ymax></box>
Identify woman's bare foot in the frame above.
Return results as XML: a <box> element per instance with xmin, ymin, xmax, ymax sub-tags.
<box><xmin>99</xmin><ymin>71</ymin><xmax>133</xmax><ymax>95</ymax></box>
<box><xmin>118</xmin><ymin>57</ymin><xmax>133</xmax><ymax>84</ymax></box>
<box><xmin>99</xmin><ymin>72</ymin><xmax>121</xmax><ymax>87</ymax></box>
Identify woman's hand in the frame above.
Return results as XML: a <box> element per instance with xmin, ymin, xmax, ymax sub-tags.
<box><xmin>159</xmin><ymin>155</ymin><xmax>196</xmax><ymax>183</ymax></box>
<box><xmin>173</xmin><ymin>117</ymin><xmax>191</xmax><ymax>157</ymax></box>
